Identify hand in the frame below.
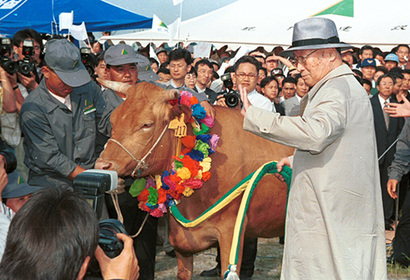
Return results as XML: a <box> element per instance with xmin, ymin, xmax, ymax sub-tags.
<box><xmin>200</xmin><ymin>100</ymin><xmax>216</xmax><ymax>119</ymax></box>
<box><xmin>17</xmin><ymin>72</ymin><xmax>38</xmax><ymax>91</ymax></box>
<box><xmin>215</xmin><ymin>94</ymin><xmax>228</xmax><ymax>107</ymax></box>
<box><xmin>95</xmin><ymin>233</ymin><xmax>140</xmax><ymax>280</ymax></box>
<box><xmin>238</xmin><ymin>84</ymin><xmax>250</xmax><ymax>117</ymax></box>
<box><xmin>3</xmin><ymin>70</ymin><xmax>18</xmax><ymax>88</ymax></box>
<box><xmin>385</xmin><ymin>97</ymin><xmax>410</xmax><ymax>117</ymax></box>
<box><xmin>274</xmin><ymin>157</ymin><xmax>291</xmax><ymax>182</ymax></box>
<box><xmin>387</xmin><ymin>179</ymin><xmax>399</xmax><ymax>199</ymax></box>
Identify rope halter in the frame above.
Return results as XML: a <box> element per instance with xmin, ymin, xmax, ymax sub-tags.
<box><xmin>107</xmin><ymin>124</ymin><xmax>169</xmax><ymax>178</ymax></box>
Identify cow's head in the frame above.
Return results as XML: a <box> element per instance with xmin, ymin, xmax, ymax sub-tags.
<box><xmin>96</xmin><ymin>79</ymin><xmax>191</xmax><ymax>177</ymax></box>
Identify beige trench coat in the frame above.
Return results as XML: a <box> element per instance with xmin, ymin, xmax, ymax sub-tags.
<box><xmin>244</xmin><ymin>64</ymin><xmax>387</xmax><ymax>280</ymax></box>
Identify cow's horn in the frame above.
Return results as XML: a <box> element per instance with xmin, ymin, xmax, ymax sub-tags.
<box><xmin>97</xmin><ymin>78</ymin><xmax>133</xmax><ymax>94</ymax></box>
<box><xmin>164</xmin><ymin>89</ymin><xmax>180</xmax><ymax>101</ymax></box>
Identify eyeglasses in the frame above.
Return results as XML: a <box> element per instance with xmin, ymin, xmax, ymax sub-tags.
<box><xmin>236</xmin><ymin>72</ymin><xmax>258</xmax><ymax>80</ymax></box>
<box><xmin>291</xmin><ymin>49</ymin><xmax>318</xmax><ymax>66</ymax></box>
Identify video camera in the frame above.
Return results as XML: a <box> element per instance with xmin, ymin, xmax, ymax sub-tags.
<box><xmin>73</xmin><ymin>170</ymin><xmax>127</xmax><ymax>263</ymax></box>
<box><xmin>0</xmin><ymin>38</ymin><xmax>18</xmax><ymax>75</ymax></box>
<box><xmin>219</xmin><ymin>72</ymin><xmax>241</xmax><ymax>108</ymax></box>
<box><xmin>80</xmin><ymin>47</ymin><xmax>97</xmax><ymax>78</ymax></box>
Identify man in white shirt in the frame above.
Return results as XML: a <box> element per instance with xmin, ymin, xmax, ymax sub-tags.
<box><xmin>234</xmin><ymin>56</ymin><xmax>272</xmax><ymax>112</ymax></box>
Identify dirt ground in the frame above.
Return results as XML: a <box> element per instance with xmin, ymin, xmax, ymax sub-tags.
<box><xmin>155</xmin><ymin>237</ymin><xmax>283</xmax><ymax>280</ymax></box>
<box><xmin>155</xmin><ymin>232</ymin><xmax>410</xmax><ymax>280</ymax></box>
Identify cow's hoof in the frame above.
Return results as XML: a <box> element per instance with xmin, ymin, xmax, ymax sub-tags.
<box><xmin>166</xmin><ymin>249</ymin><xmax>176</xmax><ymax>258</ymax></box>
<box><xmin>199</xmin><ymin>266</ymin><xmax>221</xmax><ymax>277</ymax></box>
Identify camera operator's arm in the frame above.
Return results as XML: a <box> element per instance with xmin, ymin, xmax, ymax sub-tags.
<box><xmin>95</xmin><ymin>233</ymin><xmax>140</xmax><ymax>280</ymax></box>
<box><xmin>270</xmin><ymin>53</ymin><xmax>295</xmax><ymax>69</ymax></box>
<box><xmin>5</xmin><ymin>71</ymin><xmax>24</xmax><ymax>114</ymax></box>
<box><xmin>17</xmin><ymin>72</ymin><xmax>38</xmax><ymax>92</ymax></box>
<box><xmin>0</xmin><ymin>67</ymin><xmax>17</xmax><ymax>113</ymax></box>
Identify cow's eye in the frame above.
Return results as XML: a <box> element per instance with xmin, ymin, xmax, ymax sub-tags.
<box><xmin>142</xmin><ymin>123</ymin><xmax>153</xmax><ymax>129</ymax></box>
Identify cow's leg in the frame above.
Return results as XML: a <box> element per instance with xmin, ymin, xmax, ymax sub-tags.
<box><xmin>218</xmin><ymin>217</ymin><xmax>250</xmax><ymax>280</ymax></box>
<box><xmin>176</xmin><ymin>252</ymin><xmax>193</xmax><ymax>280</ymax></box>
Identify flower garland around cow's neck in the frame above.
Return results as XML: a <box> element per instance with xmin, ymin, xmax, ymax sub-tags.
<box><xmin>128</xmin><ymin>91</ymin><xmax>220</xmax><ymax>217</ymax></box>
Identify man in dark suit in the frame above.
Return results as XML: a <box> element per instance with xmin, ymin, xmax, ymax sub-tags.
<box><xmin>194</xmin><ymin>59</ymin><xmax>219</xmax><ymax>105</ymax></box>
<box><xmin>371</xmin><ymin>73</ymin><xmax>404</xmax><ymax>230</ymax></box>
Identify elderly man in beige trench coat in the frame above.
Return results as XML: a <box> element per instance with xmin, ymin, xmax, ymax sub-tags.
<box><xmin>240</xmin><ymin>18</ymin><xmax>387</xmax><ymax>279</ymax></box>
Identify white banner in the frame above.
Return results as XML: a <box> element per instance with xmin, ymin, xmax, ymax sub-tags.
<box><xmin>59</xmin><ymin>11</ymin><xmax>73</xmax><ymax>31</ymax></box>
<box><xmin>70</xmin><ymin>22</ymin><xmax>88</xmax><ymax>41</ymax></box>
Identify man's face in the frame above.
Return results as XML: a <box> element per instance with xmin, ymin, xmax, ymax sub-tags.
<box><xmin>157</xmin><ymin>52</ymin><xmax>168</xmax><ymax>64</ymax></box>
<box><xmin>294</xmin><ymin>49</ymin><xmax>329</xmax><ymax>87</ymax></box>
<box><xmin>374</xmin><ymin>70</ymin><xmax>385</xmax><ymax>84</ymax></box>
<box><xmin>265</xmin><ymin>57</ymin><xmax>278</xmax><ymax>71</ymax></box>
<box><xmin>359</xmin><ymin>49</ymin><xmax>373</xmax><ymax>60</ymax></box>
<box><xmin>258</xmin><ymin>69</ymin><xmax>266</xmax><ymax>84</ymax></box>
<box><xmin>282</xmin><ymin>82</ymin><xmax>296</xmax><ymax>99</ymax></box>
<box><xmin>393</xmin><ymin>78</ymin><xmax>403</xmax><ymax>95</ymax></box>
<box><xmin>377</xmin><ymin>76</ymin><xmax>394</xmax><ymax>99</ymax></box>
<box><xmin>341</xmin><ymin>52</ymin><xmax>353</xmax><ymax>68</ymax></box>
<box><xmin>169</xmin><ymin>58</ymin><xmax>191</xmax><ymax>82</ymax></box>
<box><xmin>13</xmin><ymin>38</ymin><xmax>41</xmax><ymax>64</ymax></box>
<box><xmin>396</xmin><ymin>46</ymin><xmax>409</xmax><ymax>64</ymax></box>
<box><xmin>196</xmin><ymin>64</ymin><xmax>213</xmax><ymax>88</ymax></box>
<box><xmin>384</xmin><ymin>61</ymin><xmax>398</xmax><ymax>71</ymax></box>
<box><xmin>184</xmin><ymin>72</ymin><xmax>197</xmax><ymax>90</ymax></box>
<box><xmin>94</xmin><ymin>60</ymin><xmax>110</xmax><ymax>80</ymax></box>
<box><xmin>261</xmin><ymin>80</ymin><xmax>279</xmax><ymax>101</ymax></box>
<box><xmin>157</xmin><ymin>72</ymin><xmax>171</xmax><ymax>83</ymax></box>
<box><xmin>295</xmin><ymin>77</ymin><xmax>309</xmax><ymax>97</ymax></box>
<box><xmin>363</xmin><ymin>83</ymin><xmax>371</xmax><ymax>95</ymax></box>
<box><xmin>151</xmin><ymin>62</ymin><xmax>159</xmax><ymax>74</ymax></box>
<box><xmin>361</xmin><ymin>66</ymin><xmax>376</xmax><ymax>81</ymax></box>
<box><xmin>234</xmin><ymin>62</ymin><xmax>258</xmax><ymax>93</ymax></box>
<box><xmin>6</xmin><ymin>194</ymin><xmax>31</xmax><ymax>213</ymax></box>
<box><xmin>401</xmin><ymin>73</ymin><xmax>410</xmax><ymax>92</ymax></box>
<box><xmin>42</xmin><ymin>66</ymin><xmax>72</xmax><ymax>97</ymax></box>
<box><xmin>109</xmin><ymin>63</ymin><xmax>138</xmax><ymax>85</ymax></box>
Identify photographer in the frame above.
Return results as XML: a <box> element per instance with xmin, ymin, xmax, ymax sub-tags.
<box><xmin>0</xmin><ymin>187</ymin><xmax>139</xmax><ymax>280</ymax></box>
<box><xmin>12</xmin><ymin>28</ymin><xmax>43</xmax><ymax>92</ymax></box>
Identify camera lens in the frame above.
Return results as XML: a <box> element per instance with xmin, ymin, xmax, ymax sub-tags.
<box><xmin>225</xmin><ymin>92</ymin><xmax>240</xmax><ymax>108</ymax></box>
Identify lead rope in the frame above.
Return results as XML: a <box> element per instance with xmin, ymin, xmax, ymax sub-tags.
<box><xmin>105</xmin><ymin>125</ymin><xmax>169</xmax><ymax>237</ymax></box>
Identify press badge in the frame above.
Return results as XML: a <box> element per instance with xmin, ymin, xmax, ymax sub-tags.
<box><xmin>84</xmin><ymin>100</ymin><xmax>96</xmax><ymax>115</ymax></box>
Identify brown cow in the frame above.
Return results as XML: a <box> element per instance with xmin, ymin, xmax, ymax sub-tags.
<box><xmin>96</xmin><ymin>80</ymin><xmax>294</xmax><ymax>280</ymax></box>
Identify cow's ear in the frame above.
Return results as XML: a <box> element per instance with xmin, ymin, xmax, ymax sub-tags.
<box><xmin>169</xmin><ymin>104</ymin><xmax>192</xmax><ymax>123</ymax></box>
<box><xmin>164</xmin><ymin>89</ymin><xmax>180</xmax><ymax>101</ymax></box>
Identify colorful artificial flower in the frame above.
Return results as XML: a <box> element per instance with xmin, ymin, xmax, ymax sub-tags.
<box><xmin>131</xmin><ymin>90</ymin><xmax>219</xmax><ymax>217</ymax></box>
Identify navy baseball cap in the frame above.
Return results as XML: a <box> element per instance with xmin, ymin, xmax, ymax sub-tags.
<box><xmin>44</xmin><ymin>39</ymin><xmax>91</xmax><ymax>87</ymax></box>
<box><xmin>361</xmin><ymin>58</ymin><xmax>377</xmax><ymax>68</ymax></box>
<box><xmin>2</xmin><ymin>171</ymin><xmax>42</xmax><ymax>199</ymax></box>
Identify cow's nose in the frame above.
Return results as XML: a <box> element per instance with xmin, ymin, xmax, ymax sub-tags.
<box><xmin>95</xmin><ymin>158</ymin><xmax>112</xmax><ymax>170</ymax></box>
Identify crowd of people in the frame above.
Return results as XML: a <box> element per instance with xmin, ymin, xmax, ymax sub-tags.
<box><xmin>0</xmin><ymin>19</ymin><xmax>408</xmax><ymax>279</ymax></box>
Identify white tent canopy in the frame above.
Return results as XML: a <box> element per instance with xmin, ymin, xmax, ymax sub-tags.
<box><xmin>100</xmin><ymin>0</ymin><xmax>410</xmax><ymax>52</ymax></box>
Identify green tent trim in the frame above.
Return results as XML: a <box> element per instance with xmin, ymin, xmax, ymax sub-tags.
<box><xmin>312</xmin><ymin>0</ymin><xmax>354</xmax><ymax>17</ymax></box>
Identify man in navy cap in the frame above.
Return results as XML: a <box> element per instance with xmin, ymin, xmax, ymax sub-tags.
<box><xmin>20</xmin><ymin>39</ymin><xmax>106</xmax><ymax>189</ymax></box>
<box><xmin>98</xmin><ymin>43</ymin><xmax>159</xmax><ymax>280</ymax></box>
<box><xmin>2</xmin><ymin>170</ymin><xmax>41</xmax><ymax>213</ymax></box>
